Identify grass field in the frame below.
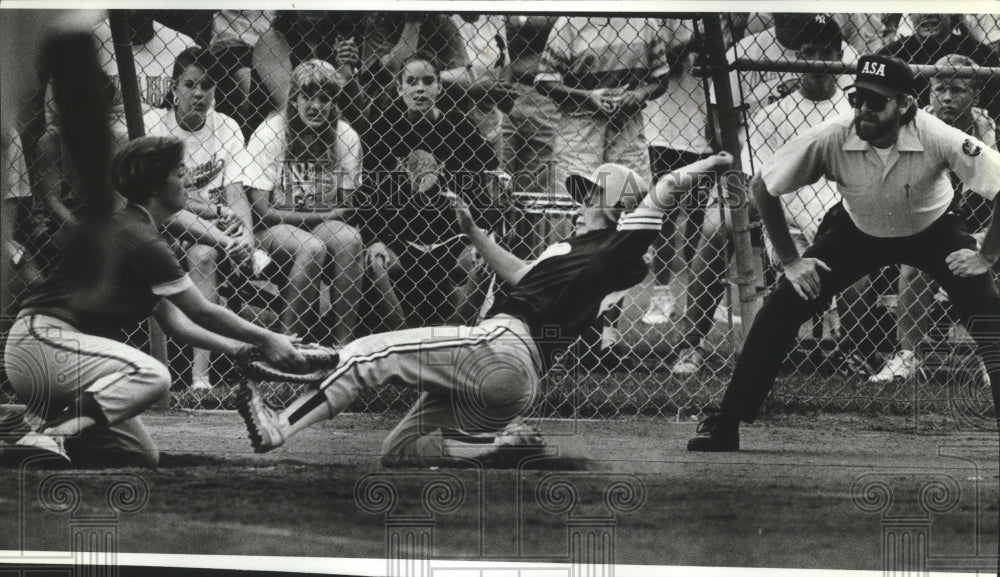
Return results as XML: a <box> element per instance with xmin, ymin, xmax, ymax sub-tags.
<box><xmin>1</xmin><ymin>410</ymin><xmax>997</xmax><ymax>573</ymax></box>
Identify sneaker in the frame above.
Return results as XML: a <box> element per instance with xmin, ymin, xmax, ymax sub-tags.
<box><xmin>868</xmin><ymin>350</ymin><xmax>920</xmax><ymax>384</ymax></box>
<box><xmin>641</xmin><ymin>291</ymin><xmax>676</xmax><ymax>325</ymax></box>
<box><xmin>236</xmin><ymin>384</ymin><xmax>285</xmax><ymax>453</ymax></box>
<box><xmin>0</xmin><ymin>432</ymin><xmax>72</xmax><ymax>468</ymax></box>
<box><xmin>672</xmin><ymin>347</ymin><xmax>704</xmax><ymax>376</ymax></box>
<box><xmin>686</xmin><ymin>414</ymin><xmax>740</xmax><ymax>452</ymax></box>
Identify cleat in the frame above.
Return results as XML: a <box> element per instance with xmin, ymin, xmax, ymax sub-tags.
<box><xmin>236</xmin><ymin>384</ymin><xmax>285</xmax><ymax>453</ymax></box>
<box><xmin>868</xmin><ymin>350</ymin><xmax>920</xmax><ymax>384</ymax></box>
<box><xmin>641</xmin><ymin>291</ymin><xmax>676</xmax><ymax>326</ymax></box>
<box><xmin>672</xmin><ymin>347</ymin><xmax>705</xmax><ymax>376</ymax></box>
<box><xmin>0</xmin><ymin>432</ymin><xmax>72</xmax><ymax>468</ymax></box>
<box><xmin>686</xmin><ymin>414</ymin><xmax>740</xmax><ymax>452</ymax></box>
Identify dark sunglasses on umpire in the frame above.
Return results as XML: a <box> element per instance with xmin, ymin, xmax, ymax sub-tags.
<box><xmin>847</xmin><ymin>90</ymin><xmax>889</xmax><ymax>112</ymax></box>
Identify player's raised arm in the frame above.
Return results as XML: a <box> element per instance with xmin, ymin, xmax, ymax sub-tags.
<box><xmin>448</xmin><ymin>191</ymin><xmax>532</xmax><ymax>286</ymax></box>
<box><xmin>640</xmin><ymin>151</ymin><xmax>733</xmax><ymax>212</ymax></box>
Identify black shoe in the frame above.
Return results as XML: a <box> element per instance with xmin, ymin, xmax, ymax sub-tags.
<box><xmin>828</xmin><ymin>349</ymin><xmax>873</xmax><ymax>379</ymax></box>
<box><xmin>687</xmin><ymin>414</ymin><xmax>740</xmax><ymax>452</ymax></box>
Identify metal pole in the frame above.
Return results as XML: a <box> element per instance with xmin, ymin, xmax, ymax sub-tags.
<box><xmin>702</xmin><ymin>14</ymin><xmax>763</xmax><ymax>343</ymax></box>
<box><xmin>109</xmin><ymin>11</ymin><xmax>170</xmax><ymax>401</ymax></box>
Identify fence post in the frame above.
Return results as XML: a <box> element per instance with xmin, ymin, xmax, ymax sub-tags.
<box><xmin>701</xmin><ymin>14</ymin><xmax>763</xmax><ymax>342</ymax></box>
<box><xmin>109</xmin><ymin>12</ymin><xmax>170</xmax><ymax>403</ymax></box>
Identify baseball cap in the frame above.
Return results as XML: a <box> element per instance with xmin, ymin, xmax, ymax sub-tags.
<box><xmin>848</xmin><ymin>54</ymin><xmax>914</xmax><ymax>97</ymax></box>
<box><xmin>796</xmin><ymin>14</ymin><xmax>842</xmax><ymax>51</ymax></box>
<box><xmin>565</xmin><ymin>164</ymin><xmax>648</xmax><ymax>220</ymax></box>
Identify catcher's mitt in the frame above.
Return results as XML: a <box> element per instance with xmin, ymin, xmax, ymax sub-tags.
<box><xmin>234</xmin><ymin>344</ymin><xmax>341</xmax><ymax>385</ymax></box>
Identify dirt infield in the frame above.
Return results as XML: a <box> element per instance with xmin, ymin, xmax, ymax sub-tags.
<box><xmin>1</xmin><ymin>410</ymin><xmax>997</xmax><ymax>572</ymax></box>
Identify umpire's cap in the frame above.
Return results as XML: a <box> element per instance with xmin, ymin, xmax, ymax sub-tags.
<box><xmin>849</xmin><ymin>54</ymin><xmax>914</xmax><ymax>97</ymax></box>
<box><xmin>566</xmin><ymin>164</ymin><xmax>648</xmax><ymax>221</ymax></box>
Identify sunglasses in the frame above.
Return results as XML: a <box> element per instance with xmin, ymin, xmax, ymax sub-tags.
<box><xmin>847</xmin><ymin>90</ymin><xmax>890</xmax><ymax>112</ymax></box>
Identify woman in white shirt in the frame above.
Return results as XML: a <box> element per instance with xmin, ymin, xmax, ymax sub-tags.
<box><xmin>243</xmin><ymin>59</ymin><xmax>365</xmax><ymax>347</ymax></box>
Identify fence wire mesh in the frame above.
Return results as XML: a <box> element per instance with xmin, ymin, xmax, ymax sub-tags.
<box><xmin>1</xmin><ymin>11</ymin><xmax>997</xmax><ymax>425</ymax></box>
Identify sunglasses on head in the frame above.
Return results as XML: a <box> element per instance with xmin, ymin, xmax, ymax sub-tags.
<box><xmin>847</xmin><ymin>89</ymin><xmax>890</xmax><ymax>112</ymax></box>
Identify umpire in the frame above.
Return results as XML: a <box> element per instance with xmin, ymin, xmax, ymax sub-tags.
<box><xmin>689</xmin><ymin>54</ymin><xmax>1000</xmax><ymax>451</ymax></box>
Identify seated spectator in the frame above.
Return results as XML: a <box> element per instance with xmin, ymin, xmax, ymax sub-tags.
<box><xmin>869</xmin><ymin>53</ymin><xmax>998</xmax><ymax>384</ymax></box>
<box><xmin>672</xmin><ymin>16</ymin><xmax>862</xmax><ymax>375</ymax></box>
<box><xmin>879</xmin><ymin>14</ymin><xmax>1000</xmax><ymax>121</ymax></box>
<box><xmin>242</xmin><ymin>59</ymin><xmax>366</xmax><ymax>346</ymax></box>
<box><xmin>253</xmin><ymin>11</ymin><xmax>368</xmax><ymax>131</ymax></box>
<box><xmin>357</xmin><ymin>53</ymin><xmax>496</xmax><ymax>327</ymax></box>
<box><xmin>145</xmin><ymin>46</ymin><xmax>264</xmax><ymax>390</ymax></box>
<box><xmin>359</xmin><ymin>13</ymin><xmax>469</xmax><ymax>113</ymax></box>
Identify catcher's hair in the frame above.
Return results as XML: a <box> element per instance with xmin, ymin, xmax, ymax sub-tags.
<box><xmin>284</xmin><ymin>59</ymin><xmax>348</xmax><ymax>172</ymax></box>
<box><xmin>111</xmin><ymin>135</ymin><xmax>185</xmax><ymax>204</ymax></box>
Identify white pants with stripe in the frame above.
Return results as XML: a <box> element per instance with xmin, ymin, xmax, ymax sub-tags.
<box><xmin>318</xmin><ymin>315</ymin><xmax>543</xmax><ymax>467</ymax></box>
<box><xmin>4</xmin><ymin>313</ymin><xmax>170</xmax><ymax>468</ymax></box>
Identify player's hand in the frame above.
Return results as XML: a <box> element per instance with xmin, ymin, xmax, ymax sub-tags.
<box><xmin>784</xmin><ymin>257</ymin><xmax>831</xmax><ymax>300</ymax></box>
<box><xmin>710</xmin><ymin>151</ymin><xmax>734</xmax><ymax>170</ymax></box>
<box><xmin>261</xmin><ymin>333</ymin><xmax>308</xmax><ymax>371</ymax></box>
<box><xmin>446</xmin><ymin>191</ymin><xmax>477</xmax><ymax>234</ymax></box>
<box><xmin>946</xmin><ymin>248</ymin><xmax>992</xmax><ymax>277</ymax></box>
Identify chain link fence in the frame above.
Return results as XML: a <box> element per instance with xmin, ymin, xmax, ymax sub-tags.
<box><xmin>2</xmin><ymin>11</ymin><xmax>997</xmax><ymax>425</ymax></box>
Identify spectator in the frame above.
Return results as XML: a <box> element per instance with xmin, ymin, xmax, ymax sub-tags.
<box><xmin>253</xmin><ymin>11</ymin><xmax>369</xmax><ymax>131</ymax></box>
<box><xmin>208</xmin><ymin>11</ymin><xmax>276</xmax><ymax>140</ymax></box>
<box><xmin>500</xmin><ymin>15</ymin><xmax>559</xmax><ymax>197</ymax></box>
<box><xmin>145</xmin><ymin>46</ymin><xmax>263</xmax><ymax>390</ymax></box>
<box><xmin>242</xmin><ymin>59</ymin><xmax>365</xmax><ymax>346</ymax></box>
<box><xmin>672</xmin><ymin>16</ymin><xmax>861</xmax><ymax>375</ymax></box>
<box><xmin>641</xmin><ymin>18</ymin><xmax>713</xmax><ymax>326</ymax></box>
<box><xmin>359</xmin><ymin>13</ymin><xmax>469</xmax><ymax>113</ymax></box>
<box><xmin>965</xmin><ymin>15</ymin><xmax>1000</xmax><ymax>52</ymax></box>
<box><xmin>358</xmin><ymin>53</ymin><xmax>496</xmax><ymax>327</ymax></box>
<box><xmin>534</xmin><ymin>16</ymin><xmax>680</xmax><ymax>365</ymax></box>
<box><xmin>879</xmin><ymin>14</ymin><xmax>1000</xmax><ymax>121</ymax></box>
<box><xmin>868</xmin><ymin>53</ymin><xmax>998</xmax><ymax>384</ymax></box>
<box><xmin>714</xmin><ymin>13</ymin><xmax>859</xmax><ymax>128</ymax></box>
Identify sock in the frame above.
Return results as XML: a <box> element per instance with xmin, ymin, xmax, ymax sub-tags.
<box><xmin>280</xmin><ymin>391</ymin><xmax>332</xmax><ymax>438</ymax></box>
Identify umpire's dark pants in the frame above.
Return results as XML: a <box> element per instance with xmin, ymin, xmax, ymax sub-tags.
<box><xmin>721</xmin><ymin>203</ymin><xmax>1000</xmax><ymax>423</ymax></box>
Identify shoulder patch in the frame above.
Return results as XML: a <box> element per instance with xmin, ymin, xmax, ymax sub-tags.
<box><xmin>962</xmin><ymin>139</ymin><xmax>982</xmax><ymax>157</ymax></box>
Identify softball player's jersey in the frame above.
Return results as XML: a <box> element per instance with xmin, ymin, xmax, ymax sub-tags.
<box><xmin>761</xmin><ymin>109</ymin><xmax>1000</xmax><ymax>238</ymax></box>
<box><xmin>18</xmin><ymin>204</ymin><xmax>192</xmax><ymax>339</ymax></box>
<box><xmin>487</xmin><ymin>207</ymin><xmax>665</xmax><ymax>367</ymax></box>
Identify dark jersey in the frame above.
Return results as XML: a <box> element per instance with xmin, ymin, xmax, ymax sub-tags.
<box><xmin>487</xmin><ymin>208</ymin><xmax>664</xmax><ymax>368</ymax></box>
<box><xmin>19</xmin><ymin>204</ymin><xmax>192</xmax><ymax>339</ymax></box>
